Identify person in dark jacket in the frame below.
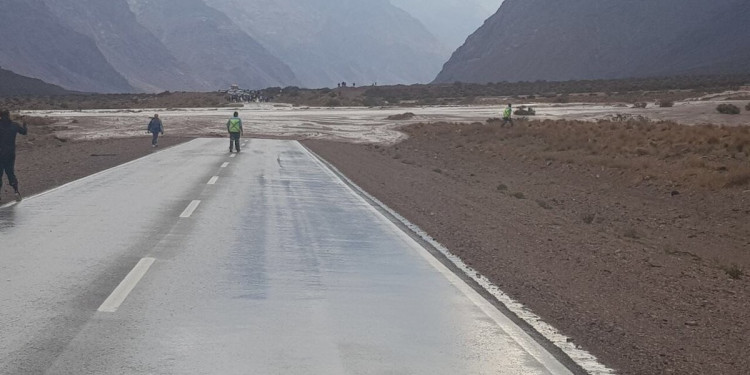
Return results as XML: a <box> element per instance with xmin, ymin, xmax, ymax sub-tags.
<box><xmin>0</xmin><ymin>110</ymin><xmax>28</xmax><ymax>202</ymax></box>
<box><xmin>147</xmin><ymin>114</ymin><xmax>164</xmax><ymax>147</ymax></box>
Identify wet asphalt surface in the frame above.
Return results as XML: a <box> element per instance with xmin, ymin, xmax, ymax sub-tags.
<box><xmin>0</xmin><ymin>139</ymin><xmax>571</xmax><ymax>374</ymax></box>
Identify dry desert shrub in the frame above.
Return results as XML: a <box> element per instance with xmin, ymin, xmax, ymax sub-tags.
<box><xmin>387</xmin><ymin>112</ymin><xmax>416</xmax><ymax>120</ymax></box>
<box><xmin>716</xmin><ymin>103</ymin><xmax>741</xmax><ymax>114</ymax></box>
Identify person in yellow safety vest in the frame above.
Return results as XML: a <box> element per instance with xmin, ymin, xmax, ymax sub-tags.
<box><xmin>227</xmin><ymin>111</ymin><xmax>243</xmax><ymax>153</ymax></box>
<box><xmin>502</xmin><ymin>104</ymin><xmax>514</xmax><ymax>127</ymax></box>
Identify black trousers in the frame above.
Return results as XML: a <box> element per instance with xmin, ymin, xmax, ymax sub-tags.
<box><xmin>229</xmin><ymin>132</ymin><xmax>241</xmax><ymax>151</ymax></box>
<box><xmin>0</xmin><ymin>153</ymin><xmax>19</xmax><ymax>191</ymax></box>
<box><xmin>151</xmin><ymin>132</ymin><xmax>160</xmax><ymax>145</ymax></box>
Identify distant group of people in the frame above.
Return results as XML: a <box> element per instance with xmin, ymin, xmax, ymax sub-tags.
<box><xmin>0</xmin><ymin>110</ymin><xmax>28</xmax><ymax>202</ymax></box>
<box><xmin>146</xmin><ymin>111</ymin><xmax>242</xmax><ymax>153</ymax></box>
<box><xmin>227</xmin><ymin>90</ymin><xmax>271</xmax><ymax>103</ymax></box>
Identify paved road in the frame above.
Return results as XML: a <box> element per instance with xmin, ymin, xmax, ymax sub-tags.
<box><xmin>0</xmin><ymin>139</ymin><xmax>572</xmax><ymax>374</ymax></box>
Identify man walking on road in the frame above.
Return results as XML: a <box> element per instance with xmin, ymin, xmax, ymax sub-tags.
<box><xmin>227</xmin><ymin>111</ymin><xmax>243</xmax><ymax>153</ymax></box>
<box><xmin>147</xmin><ymin>114</ymin><xmax>164</xmax><ymax>147</ymax></box>
<box><xmin>502</xmin><ymin>104</ymin><xmax>514</xmax><ymax>127</ymax></box>
<box><xmin>0</xmin><ymin>110</ymin><xmax>28</xmax><ymax>202</ymax></box>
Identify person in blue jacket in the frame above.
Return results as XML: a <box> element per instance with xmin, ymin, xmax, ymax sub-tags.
<box><xmin>147</xmin><ymin>114</ymin><xmax>164</xmax><ymax>147</ymax></box>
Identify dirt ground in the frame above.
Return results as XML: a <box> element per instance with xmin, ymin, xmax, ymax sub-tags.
<box><xmin>304</xmin><ymin>122</ymin><xmax>750</xmax><ymax>375</ymax></box>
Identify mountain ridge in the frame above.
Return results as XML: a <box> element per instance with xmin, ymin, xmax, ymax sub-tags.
<box><xmin>435</xmin><ymin>0</ymin><xmax>750</xmax><ymax>84</ymax></box>
<box><xmin>43</xmin><ymin>0</ymin><xmax>201</xmax><ymax>92</ymax></box>
<box><xmin>0</xmin><ymin>0</ymin><xmax>134</xmax><ymax>93</ymax></box>
<box><xmin>205</xmin><ymin>0</ymin><xmax>446</xmax><ymax>88</ymax></box>
<box><xmin>126</xmin><ymin>0</ymin><xmax>298</xmax><ymax>90</ymax></box>
<box><xmin>0</xmin><ymin>67</ymin><xmax>73</xmax><ymax>97</ymax></box>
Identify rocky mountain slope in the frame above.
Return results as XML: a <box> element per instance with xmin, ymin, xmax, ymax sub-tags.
<box><xmin>205</xmin><ymin>0</ymin><xmax>446</xmax><ymax>88</ymax></box>
<box><xmin>125</xmin><ymin>0</ymin><xmax>297</xmax><ymax>90</ymax></box>
<box><xmin>2</xmin><ymin>0</ymin><xmax>473</xmax><ymax>92</ymax></box>
<box><xmin>435</xmin><ymin>0</ymin><xmax>750</xmax><ymax>83</ymax></box>
<box><xmin>0</xmin><ymin>0</ymin><xmax>296</xmax><ymax>92</ymax></box>
<box><xmin>43</xmin><ymin>0</ymin><xmax>200</xmax><ymax>92</ymax></box>
<box><xmin>0</xmin><ymin>67</ymin><xmax>72</xmax><ymax>96</ymax></box>
<box><xmin>0</xmin><ymin>0</ymin><xmax>133</xmax><ymax>93</ymax></box>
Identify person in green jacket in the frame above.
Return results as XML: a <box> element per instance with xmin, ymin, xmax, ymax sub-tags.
<box><xmin>502</xmin><ymin>104</ymin><xmax>514</xmax><ymax>127</ymax></box>
<box><xmin>227</xmin><ymin>111</ymin><xmax>243</xmax><ymax>153</ymax></box>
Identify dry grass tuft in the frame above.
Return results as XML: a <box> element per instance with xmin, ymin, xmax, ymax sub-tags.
<box><xmin>723</xmin><ymin>172</ymin><xmax>750</xmax><ymax>188</ymax></box>
<box><xmin>722</xmin><ymin>264</ymin><xmax>744</xmax><ymax>280</ymax></box>
<box><xmin>536</xmin><ymin>200</ymin><xmax>552</xmax><ymax>209</ymax></box>
<box><xmin>582</xmin><ymin>213</ymin><xmax>596</xmax><ymax>224</ymax></box>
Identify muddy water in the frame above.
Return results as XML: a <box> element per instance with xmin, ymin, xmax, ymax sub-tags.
<box><xmin>22</xmin><ymin>100</ymin><xmax>749</xmax><ymax>144</ymax></box>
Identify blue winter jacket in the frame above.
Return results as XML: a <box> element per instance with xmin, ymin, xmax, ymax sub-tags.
<box><xmin>148</xmin><ymin>118</ymin><xmax>163</xmax><ymax>133</ymax></box>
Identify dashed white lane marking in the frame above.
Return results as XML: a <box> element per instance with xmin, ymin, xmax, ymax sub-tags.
<box><xmin>179</xmin><ymin>200</ymin><xmax>201</xmax><ymax>218</ymax></box>
<box><xmin>229</xmin><ymin>154</ymin><xmax>237</xmax><ymax>158</ymax></box>
<box><xmin>98</xmin><ymin>258</ymin><xmax>156</xmax><ymax>313</ymax></box>
<box><xmin>208</xmin><ymin>176</ymin><xmax>219</xmax><ymax>185</ymax></box>
<box><xmin>221</xmin><ymin>162</ymin><xmax>230</xmax><ymax>168</ymax></box>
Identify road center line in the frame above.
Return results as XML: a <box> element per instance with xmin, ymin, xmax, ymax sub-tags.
<box><xmin>221</xmin><ymin>162</ymin><xmax>230</xmax><ymax>168</ymax></box>
<box><xmin>229</xmin><ymin>154</ymin><xmax>237</xmax><ymax>158</ymax></box>
<box><xmin>98</xmin><ymin>257</ymin><xmax>156</xmax><ymax>313</ymax></box>
<box><xmin>180</xmin><ymin>200</ymin><xmax>201</xmax><ymax>218</ymax></box>
<box><xmin>208</xmin><ymin>176</ymin><xmax>219</xmax><ymax>185</ymax></box>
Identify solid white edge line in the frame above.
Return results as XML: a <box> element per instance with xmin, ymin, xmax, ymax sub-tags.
<box><xmin>221</xmin><ymin>162</ymin><xmax>230</xmax><ymax>168</ymax></box>
<box><xmin>208</xmin><ymin>176</ymin><xmax>219</xmax><ymax>185</ymax></box>
<box><xmin>180</xmin><ymin>200</ymin><xmax>201</xmax><ymax>218</ymax></box>
<box><xmin>298</xmin><ymin>142</ymin><xmax>615</xmax><ymax>375</ymax></box>
<box><xmin>98</xmin><ymin>257</ymin><xmax>156</xmax><ymax>313</ymax></box>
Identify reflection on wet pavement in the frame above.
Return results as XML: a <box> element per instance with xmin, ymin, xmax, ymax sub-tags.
<box><xmin>0</xmin><ymin>207</ymin><xmax>16</xmax><ymax>232</ymax></box>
